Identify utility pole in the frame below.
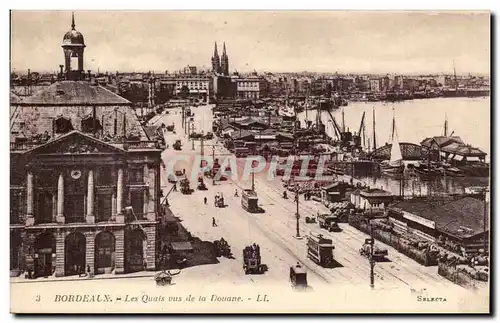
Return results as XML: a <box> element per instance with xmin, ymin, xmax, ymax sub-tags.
<box><xmin>200</xmin><ymin>131</ymin><xmax>204</xmax><ymax>156</ymax></box>
<box><xmin>372</xmin><ymin>107</ymin><xmax>377</xmax><ymax>151</ymax></box>
<box><xmin>191</xmin><ymin>122</ymin><xmax>195</xmax><ymax>151</ymax></box>
<box><xmin>212</xmin><ymin>146</ymin><xmax>216</xmax><ymax>186</ymax></box>
<box><xmin>295</xmin><ymin>190</ymin><xmax>300</xmax><ymax>238</ymax></box>
<box><xmin>483</xmin><ymin>188</ymin><xmax>488</xmax><ymax>255</ymax></box>
<box><xmin>182</xmin><ymin>106</ymin><xmax>185</xmax><ymax>132</ymax></box>
<box><xmin>369</xmin><ymin>221</ymin><xmax>375</xmax><ymax>289</ymax></box>
<box><xmin>252</xmin><ymin>172</ymin><xmax>255</xmax><ymax>192</ymax></box>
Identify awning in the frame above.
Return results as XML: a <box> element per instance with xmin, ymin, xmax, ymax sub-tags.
<box><xmin>170</xmin><ymin>241</ymin><xmax>194</xmax><ymax>252</ymax></box>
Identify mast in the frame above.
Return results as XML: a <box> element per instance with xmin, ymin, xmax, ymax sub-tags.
<box><xmin>305</xmin><ymin>90</ymin><xmax>309</xmax><ymax>123</ymax></box>
<box><xmin>391</xmin><ymin>108</ymin><xmax>396</xmax><ymax>142</ymax></box>
<box><xmin>444</xmin><ymin>112</ymin><xmax>448</xmax><ymax>137</ymax></box>
<box><xmin>342</xmin><ymin>108</ymin><xmax>345</xmax><ymax>133</ymax></box>
<box><xmin>372</xmin><ymin>107</ymin><xmax>377</xmax><ymax>150</ymax></box>
<box><xmin>453</xmin><ymin>60</ymin><xmax>458</xmax><ymax>91</ymax></box>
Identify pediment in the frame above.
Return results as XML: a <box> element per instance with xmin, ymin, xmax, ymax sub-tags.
<box><xmin>25</xmin><ymin>130</ymin><xmax>125</xmax><ymax>156</ymax></box>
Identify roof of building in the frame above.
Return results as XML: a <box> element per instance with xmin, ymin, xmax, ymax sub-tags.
<box><xmin>19</xmin><ymin>81</ymin><xmax>131</xmax><ymax>106</ymax></box>
<box><xmin>440</xmin><ymin>142</ymin><xmax>486</xmax><ymax>157</ymax></box>
<box><xmin>11</xmin><ymin>98</ymin><xmax>147</xmax><ymax>145</ymax></box>
<box><xmin>322</xmin><ymin>181</ymin><xmax>348</xmax><ymax>191</ymax></box>
<box><xmin>359</xmin><ymin>188</ymin><xmax>393</xmax><ymax>198</ymax></box>
<box><xmin>389</xmin><ymin>197</ymin><xmax>488</xmax><ymax>239</ymax></box>
<box><xmin>230</xmin><ymin>129</ymin><xmax>254</xmax><ymax>140</ymax></box>
<box><xmin>420</xmin><ymin>136</ymin><xmax>464</xmax><ymax>149</ymax></box>
<box><xmin>63</xmin><ymin>14</ymin><xmax>85</xmax><ymax>46</ymax></box>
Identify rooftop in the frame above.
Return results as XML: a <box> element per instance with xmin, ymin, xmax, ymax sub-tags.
<box><xmin>420</xmin><ymin>136</ymin><xmax>464</xmax><ymax>149</ymax></box>
<box><xmin>389</xmin><ymin>197</ymin><xmax>488</xmax><ymax>239</ymax></box>
<box><xmin>18</xmin><ymin>81</ymin><xmax>131</xmax><ymax>106</ymax></box>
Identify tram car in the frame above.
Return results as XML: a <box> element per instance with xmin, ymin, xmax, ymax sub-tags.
<box><xmin>241</xmin><ymin>189</ymin><xmax>259</xmax><ymax>213</ymax></box>
<box><xmin>307</xmin><ymin>233</ymin><xmax>335</xmax><ymax>267</ymax></box>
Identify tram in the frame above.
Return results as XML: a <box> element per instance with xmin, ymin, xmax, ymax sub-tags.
<box><xmin>307</xmin><ymin>233</ymin><xmax>335</xmax><ymax>267</ymax></box>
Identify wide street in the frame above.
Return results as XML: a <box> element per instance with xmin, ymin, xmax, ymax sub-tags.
<box><xmin>158</xmin><ymin>104</ymin><xmax>470</xmax><ymax>293</ymax></box>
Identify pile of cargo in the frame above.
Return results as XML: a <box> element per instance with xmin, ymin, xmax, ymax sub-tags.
<box><xmin>348</xmin><ymin>212</ymin><xmax>439</xmax><ymax>266</ymax></box>
<box><xmin>438</xmin><ymin>253</ymin><xmax>489</xmax><ymax>288</ymax></box>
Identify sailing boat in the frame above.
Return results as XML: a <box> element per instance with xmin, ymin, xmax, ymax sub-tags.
<box><xmin>381</xmin><ymin>110</ymin><xmax>404</xmax><ymax>174</ymax></box>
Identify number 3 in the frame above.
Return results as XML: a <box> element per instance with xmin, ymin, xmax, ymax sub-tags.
<box><xmin>35</xmin><ymin>295</ymin><xmax>41</xmax><ymax>302</ymax></box>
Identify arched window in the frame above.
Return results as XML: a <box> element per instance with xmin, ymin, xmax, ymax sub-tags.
<box><xmin>54</xmin><ymin>116</ymin><xmax>73</xmax><ymax>134</ymax></box>
<box><xmin>81</xmin><ymin>116</ymin><xmax>102</xmax><ymax>133</ymax></box>
<box><xmin>65</xmin><ymin>232</ymin><xmax>86</xmax><ymax>276</ymax></box>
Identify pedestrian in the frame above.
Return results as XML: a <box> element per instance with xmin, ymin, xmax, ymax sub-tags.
<box><xmin>212</xmin><ymin>217</ymin><xmax>217</xmax><ymax>227</ymax></box>
<box><xmin>183</xmin><ymin>168</ymin><xmax>186</xmax><ymax>175</ymax></box>
<box><xmin>173</xmin><ymin>183</ymin><xmax>177</xmax><ymax>191</ymax></box>
<box><xmin>234</xmin><ymin>189</ymin><xmax>239</xmax><ymax>197</ymax></box>
<box><xmin>204</xmin><ymin>197</ymin><xmax>207</xmax><ymax>205</ymax></box>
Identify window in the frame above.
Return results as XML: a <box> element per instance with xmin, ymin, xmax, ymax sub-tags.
<box><xmin>37</xmin><ymin>170</ymin><xmax>56</xmax><ymax>187</ymax></box>
<box><xmin>130</xmin><ymin>191</ymin><xmax>144</xmax><ymax>220</ymax></box>
<box><xmin>81</xmin><ymin>116</ymin><xmax>102</xmax><ymax>133</ymax></box>
<box><xmin>70</xmin><ymin>56</ymin><xmax>79</xmax><ymax>71</ymax></box>
<box><xmin>54</xmin><ymin>116</ymin><xmax>74</xmax><ymax>134</ymax></box>
<box><xmin>10</xmin><ymin>191</ymin><xmax>20</xmax><ymax>224</ymax></box>
<box><xmin>36</xmin><ymin>192</ymin><xmax>53</xmax><ymax>224</ymax></box>
<box><xmin>65</xmin><ymin>195</ymin><xmax>85</xmax><ymax>223</ymax></box>
<box><xmin>128</xmin><ymin>167</ymin><xmax>144</xmax><ymax>185</ymax></box>
<box><xmin>98</xmin><ymin>166</ymin><xmax>113</xmax><ymax>186</ymax></box>
<box><xmin>96</xmin><ymin>194</ymin><xmax>112</xmax><ymax>222</ymax></box>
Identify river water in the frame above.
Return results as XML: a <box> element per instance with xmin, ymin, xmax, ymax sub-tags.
<box><xmin>297</xmin><ymin>97</ymin><xmax>490</xmax><ymax>196</ymax></box>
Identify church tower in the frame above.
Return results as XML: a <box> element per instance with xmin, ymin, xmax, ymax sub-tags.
<box><xmin>62</xmin><ymin>12</ymin><xmax>86</xmax><ymax>81</ymax></box>
<box><xmin>211</xmin><ymin>42</ymin><xmax>221</xmax><ymax>74</ymax></box>
<box><xmin>220</xmin><ymin>42</ymin><xmax>229</xmax><ymax>76</ymax></box>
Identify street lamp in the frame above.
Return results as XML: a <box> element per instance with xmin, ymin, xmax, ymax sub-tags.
<box><xmin>295</xmin><ymin>189</ymin><xmax>300</xmax><ymax>238</ymax></box>
<box><xmin>368</xmin><ymin>217</ymin><xmax>376</xmax><ymax>289</ymax></box>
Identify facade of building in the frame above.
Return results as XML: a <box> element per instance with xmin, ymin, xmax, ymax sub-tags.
<box><xmin>163</xmin><ymin>73</ymin><xmax>211</xmax><ymax>103</ymax></box>
<box><xmin>10</xmin><ymin>15</ymin><xmax>163</xmax><ymax>279</ymax></box>
<box><xmin>233</xmin><ymin>76</ymin><xmax>269</xmax><ymax>99</ymax></box>
<box><xmin>350</xmin><ymin>188</ymin><xmax>394</xmax><ymax>212</ymax></box>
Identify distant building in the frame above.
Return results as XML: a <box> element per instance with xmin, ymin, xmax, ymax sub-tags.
<box><xmin>369</xmin><ymin>79</ymin><xmax>382</xmax><ymax>92</ymax></box>
<box><xmin>233</xmin><ymin>75</ymin><xmax>269</xmax><ymax>99</ymax></box>
<box><xmin>163</xmin><ymin>69</ymin><xmax>211</xmax><ymax>103</ymax></box>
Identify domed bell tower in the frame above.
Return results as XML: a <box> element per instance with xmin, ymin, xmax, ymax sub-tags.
<box><xmin>62</xmin><ymin>12</ymin><xmax>86</xmax><ymax>81</ymax></box>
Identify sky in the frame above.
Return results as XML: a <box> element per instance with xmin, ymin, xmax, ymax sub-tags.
<box><xmin>10</xmin><ymin>11</ymin><xmax>491</xmax><ymax>75</ymax></box>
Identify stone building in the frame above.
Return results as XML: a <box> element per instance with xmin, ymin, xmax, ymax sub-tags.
<box><xmin>10</xmin><ymin>14</ymin><xmax>163</xmax><ymax>278</ymax></box>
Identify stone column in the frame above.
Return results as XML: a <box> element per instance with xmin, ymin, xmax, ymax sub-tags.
<box><xmin>116</xmin><ymin>168</ymin><xmax>124</xmax><ymax>223</ymax></box>
<box><xmin>145</xmin><ymin>226</ymin><xmax>156</xmax><ymax>271</ymax></box>
<box><xmin>25</xmin><ymin>172</ymin><xmax>34</xmax><ymax>226</ymax></box>
<box><xmin>52</xmin><ymin>194</ymin><xmax>57</xmax><ymax>222</ymax></box>
<box><xmin>86</xmin><ymin>170</ymin><xmax>95</xmax><ymax>224</ymax></box>
<box><xmin>55</xmin><ymin>231</ymin><xmax>65</xmax><ymax>277</ymax></box>
<box><xmin>114</xmin><ymin>229</ymin><xmax>125</xmax><ymax>274</ymax></box>
<box><xmin>111</xmin><ymin>193</ymin><xmax>117</xmax><ymax>219</ymax></box>
<box><xmin>85</xmin><ymin>231</ymin><xmax>95</xmax><ymax>274</ymax></box>
<box><xmin>147</xmin><ymin>166</ymin><xmax>156</xmax><ymax>221</ymax></box>
<box><xmin>56</xmin><ymin>174</ymin><xmax>65</xmax><ymax>224</ymax></box>
<box><xmin>143</xmin><ymin>164</ymin><xmax>150</xmax><ymax>221</ymax></box>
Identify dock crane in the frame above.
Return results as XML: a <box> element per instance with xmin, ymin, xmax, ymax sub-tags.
<box><xmin>325</xmin><ymin>109</ymin><xmax>342</xmax><ymax>140</ymax></box>
<box><xmin>357</xmin><ymin>111</ymin><xmax>366</xmax><ymax>149</ymax></box>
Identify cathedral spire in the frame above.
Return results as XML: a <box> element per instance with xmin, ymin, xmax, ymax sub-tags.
<box><xmin>71</xmin><ymin>12</ymin><xmax>75</xmax><ymax>30</ymax></box>
<box><xmin>213</xmin><ymin>41</ymin><xmax>218</xmax><ymax>56</ymax></box>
